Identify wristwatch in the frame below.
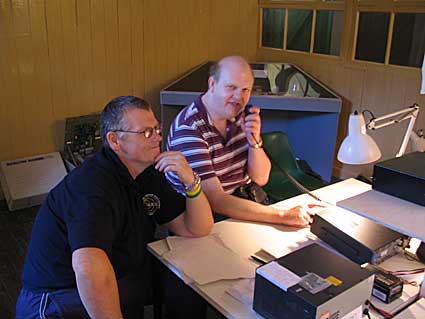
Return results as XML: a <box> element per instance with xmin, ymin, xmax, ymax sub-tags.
<box><xmin>184</xmin><ymin>171</ymin><xmax>201</xmax><ymax>192</ymax></box>
<box><xmin>249</xmin><ymin>137</ymin><xmax>263</xmax><ymax>149</ymax></box>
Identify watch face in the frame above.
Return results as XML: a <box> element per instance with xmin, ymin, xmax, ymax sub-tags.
<box><xmin>142</xmin><ymin>193</ymin><xmax>160</xmax><ymax>216</ymax></box>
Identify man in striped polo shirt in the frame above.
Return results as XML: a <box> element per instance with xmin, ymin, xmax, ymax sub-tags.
<box><xmin>166</xmin><ymin>56</ymin><xmax>315</xmax><ymax>227</ymax></box>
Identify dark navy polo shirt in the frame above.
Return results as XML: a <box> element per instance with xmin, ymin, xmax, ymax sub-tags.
<box><xmin>22</xmin><ymin>147</ymin><xmax>185</xmax><ymax>291</ymax></box>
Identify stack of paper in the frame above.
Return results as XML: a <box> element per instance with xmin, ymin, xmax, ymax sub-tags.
<box><xmin>162</xmin><ymin>233</ymin><xmax>256</xmax><ymax>285</ymax></box>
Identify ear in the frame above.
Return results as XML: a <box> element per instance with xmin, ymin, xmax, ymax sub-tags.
<box><xmin>106</xmin><ymin>131</ymin><xmax>120</xmax><ymax>151</ymax></box>
<box><xmin>208</xmin><ymin>76</ymin><xmax>216</xmax><ymax>91</ymax></box>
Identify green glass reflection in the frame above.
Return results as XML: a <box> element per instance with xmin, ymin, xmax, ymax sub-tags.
<box><xmin>314</xmin><ymin>10</ymin><xmax>343</xmax><ymax>56</ymax></box>
<box><xmin>390</xmin><ymin>13</ymin><xmax>425</xmax><ymax>68</ymax></box>
<box><xmin>355</xmin><ymin>12</ymin><xmax>390</xmax><ymax>63</ymax></box>
<box><xmin>287</xmin><ymin>9</ymin><xmax>313</xmax><ymax>52</ymax></box>
<box><xmin>262</xmin><ymin>8</ymin><xmax>285</xmax><ymax>49</ymax></box>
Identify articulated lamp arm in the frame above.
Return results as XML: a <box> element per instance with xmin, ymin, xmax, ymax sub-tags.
<box><xmin>366</xmin><ymin>103</ymin><xmax>420</xmax><ymax>157</ymax></box>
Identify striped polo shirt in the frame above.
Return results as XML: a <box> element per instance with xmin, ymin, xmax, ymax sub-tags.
<box><xmin>166</xmin><ymin>95</ymin><xmax>250</xmax><ymax>194</ymax></box>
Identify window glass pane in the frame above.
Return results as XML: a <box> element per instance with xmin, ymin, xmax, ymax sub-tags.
<box><xmin>390</xmin><ymin>13</ymin><xmax>425</xmax><ymax>68</ymax></box>
<box><xmin>314</xmin><ymin>10</ymin><xmax>344</xmax><ymax>56</ymax></box>
<box><xmin>355</xmin><ymin>12</ymin><xmax>390</xmax><ymax>63</ymax></box>
<box><xmin>262</xmin><ymin>8</ymin><xmax>285</xmax><ymax>49</ymax></box>
<box><xmin>287</xmin><ymin>9</ymin><xmax>313</xmax><ymax>52</ymax></box>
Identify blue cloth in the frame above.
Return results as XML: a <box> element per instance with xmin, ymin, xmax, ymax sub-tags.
<box><xmin>16</xmin><ymin>287</ymin><xmax>88</xmax><ymax>319</ymax></box>
<box><xmin>16</xmin><ymin>274</ymin><xmax>146</xmax><ymax>319</ymax></box>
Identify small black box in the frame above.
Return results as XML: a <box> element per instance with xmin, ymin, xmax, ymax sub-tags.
<box><xmin>371</xmin><ymin>268</ymin><xmax>403</xmax><ymax>304</ymax></box>
<box><xmin>372</xmin><ymin>152</ymin><xmax>425</xmax><ymax>206</ymax></box>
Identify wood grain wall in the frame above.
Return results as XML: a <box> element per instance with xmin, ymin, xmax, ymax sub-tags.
<box><xmin>0</xmin><ymin>0</ymin><xmax>258</xmax><ymax>162</ymax></box>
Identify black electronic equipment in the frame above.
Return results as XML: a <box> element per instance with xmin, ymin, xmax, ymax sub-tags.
<box><xmin>366</xmin><ymin>266</ymin><xmax>403</xmax><ymax>304</ymax></box>
<box><xmin>310</xmin><ymin>207</ymin><xmax>408</xmax><ymax>265</ymax></box>
<box><xmin>63</xmin><ymin>113</ymin><xmax>101</xmax><ymax>169</ymax></box>
<box><xmin>372</xmin><ymin>152</ymin><xmax>425</xmax><ymax>206</ymax></box>
<box><xmin>253</xmin><ymin>243</ymin><xmax>374</xmax><ymax>319</ymax></box>
<box><xmin>244</xmin><ymin>104</ymin><xmax>253</xmax><ymax>117</ymax></box>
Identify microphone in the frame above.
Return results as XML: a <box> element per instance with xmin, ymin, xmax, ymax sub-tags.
<box><xmin>244</xmin><ymin>104</ymin><xmax>252</xmax><ymax>117</ymax></box>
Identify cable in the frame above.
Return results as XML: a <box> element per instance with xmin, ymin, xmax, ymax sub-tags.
<box><xmin>366</xmin><ymin>300</ymin><xmax>394</xmax><ymax>318</ymax></box>
<box><xmin>363</xmin><ymin>308</ymin><xmax>371</xmax><ymax>319</ymax></box>
<box><xmin>66</xmin><ymin>144</ymin><xmax>78</xmax><ymax>167</ymax></box>
<box><xmin>250</xmin><ymin>133</ymin><xmax>330</xmax><ymax>204</ymax></box>
<box><xmin>389</xmin><ymin>268</ymin><xmax>425</xmax><ymax>276</ymax></box>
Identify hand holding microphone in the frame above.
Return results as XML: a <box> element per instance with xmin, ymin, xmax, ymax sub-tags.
<box><xmin>242</xmin><ymin>104</ymin><xmax>262</xmax><ymax>148</ymax></box>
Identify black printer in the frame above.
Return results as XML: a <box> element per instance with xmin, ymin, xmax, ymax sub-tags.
<box><xmin>253</xmin><ymin>244</ymin><xmax>374</xmax><ymax>319</ymax></box>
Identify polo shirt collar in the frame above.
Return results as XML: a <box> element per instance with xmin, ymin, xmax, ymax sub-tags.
<box><xmin>101</xmin><ymin>146</ymin><xmax>135</xmax><ymax>186</ymax></box>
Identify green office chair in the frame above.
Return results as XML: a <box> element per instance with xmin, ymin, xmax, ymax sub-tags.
<box><xmin>261</xmin><ymin>131</ymin><xmax>327</xmax><ymax>202</ymax></box>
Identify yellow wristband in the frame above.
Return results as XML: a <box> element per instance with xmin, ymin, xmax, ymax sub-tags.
<box><xmin>186</xmin><ymin>184</ymin><xmax>202</xmax><ymax>198</ymax></box>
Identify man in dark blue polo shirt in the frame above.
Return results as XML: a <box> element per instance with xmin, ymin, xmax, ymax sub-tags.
<box><xmin>16</xmin><ymin>96</ymin><xmax>213</xmax><ymax>319</ymax></box>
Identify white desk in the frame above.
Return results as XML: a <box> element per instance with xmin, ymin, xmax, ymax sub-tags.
<box><xmin>393</xmin><ymin>298</ymin><xmax>425</xmax><ymax>318</ymax></box>
<box><xmin>148</xmin><ymin>179</ymin><xmax>423</xmax><ymax>319</ymax></box>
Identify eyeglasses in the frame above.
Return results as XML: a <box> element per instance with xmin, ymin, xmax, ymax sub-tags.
<box><xmin>113</xmin><ymin>125</ymin><xmax>162</xmax><ymax>139</ymax></box>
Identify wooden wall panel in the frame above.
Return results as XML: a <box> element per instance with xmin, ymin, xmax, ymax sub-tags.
<box><xmin>0</xmin><ymin>1</ymin><xmax>21</xmax><ymax>161</ymax></box>
<box><xmin>209</xmin><ymin>0</ymin><xmax>258</xmax><ymax>60</ymax></box>
<box><xmin>130</xmin><ymin>0</ymin><xmax>144</xmax><ymax>99</ymax></box>
<box><xmin>104</xmin><ymin>0</ymin><xmax>121</xmax><ymax>100</ymax></box>
<box><xmin>117</xmin><ymin>0</ymin><xmax>133</xmax><ymax>97</ymax></box>
<box><xmin>238</xmin><ymin>0</ymin><xmax>258</xmax><ymax>61</ymax></box>
<box><xmin>60</xmin><ymin>0</ymin><xmax>81</xmax><ymax>117</ymax></box>
<box><xmin>13</xmin><ymin>1</ymin><xmax>29</xmax><ymax>156</ymax></box>
<box><xmin>76</xmin><ymin>0</ymin><xmax>95</xmax><ymax>114</ymax></box>
<box><xmin>0</xmin><ymin>0</ymin><xmax>258</xmax><ymax>161</ymax></box>
<box><xmin>90</xmin><ymin>0</ymin><xmax>109</xmax><ymax>109</ymax></box>
<box><xmin>45</xmin><ymin>0</ymin><xmax>67</xmax><ymax>118</ymax></box>
<box><xmin>143</xmin><ymin>0</ymin><xmax>174</xmax><ymax>110</ymax></box>
<box><xmin>26</xmin><ymin>0</ymin><xmax>55</xmax><ymax>155</ymax></box>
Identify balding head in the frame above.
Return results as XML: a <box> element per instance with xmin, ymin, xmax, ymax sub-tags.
<box><xmin>203</xmin><ymin>56</ymin><xmax>254</xmax><ymax>120</ymax></box>
<box><xmin>209</xmin><ymin>56</ymin><xmax>253</xmax><ymax>82</ymax></box>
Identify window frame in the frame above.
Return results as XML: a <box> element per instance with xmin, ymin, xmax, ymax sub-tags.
<box><xmin>352</xmin><ymin>1</ymin><xmax>425</xmax><ymax>69</ymax></box>
<box><xmin>258</xmin><ymin>0</ymin><xmax>425</xmax><ymax>70</ymax></box>
<box><xmin>259</xmin><ymin>1</ymin><xmax>346</xmax><ymax>60</ymax></box>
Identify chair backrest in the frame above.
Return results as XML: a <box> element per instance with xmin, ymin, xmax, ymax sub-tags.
<box><xmin>262</xmin><ymin>131</ymin><xmax>300</xmax><ymax>174</ymax></box>
<box><xmin>275</xmin><ymin>67</ymin><xmax>299</xmax><ymax>93</ymax></box>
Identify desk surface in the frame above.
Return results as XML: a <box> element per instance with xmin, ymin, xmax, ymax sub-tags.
<box><xmin>148</xmin><ymin>179</ymin><xmax>423</xmax><ymax>319</ymax></box>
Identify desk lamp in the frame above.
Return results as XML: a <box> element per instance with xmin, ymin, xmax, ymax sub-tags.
<box><xmin>339</xmin><ymin>54</ymin><xmax>424</xmax><ymax>163</ymax></box>
<box><xmin>337</xmin><ymin>103</ymin><xmax>420</xmax><ymax>164</ymax></box>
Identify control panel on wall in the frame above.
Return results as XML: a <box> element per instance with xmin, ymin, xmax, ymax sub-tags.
<box><xmin>63</xmin><ymin>113</ymin><xmax>101</xmax><ymax>169</ymax></box>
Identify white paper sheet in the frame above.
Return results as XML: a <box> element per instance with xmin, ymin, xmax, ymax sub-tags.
<box><xmin>162</xmin><ymin>234</ymin><xmax>256</xmax><ymax>285</ymax></box>
<box><xmin>256</xmin><ymin>261</ymin><xmax>301</xmax><ymax>292</ymax></box>
<box><xmin>226</xmin><ymin>278</ymin><xmax>255</xmax><ymax>306</ymax></box>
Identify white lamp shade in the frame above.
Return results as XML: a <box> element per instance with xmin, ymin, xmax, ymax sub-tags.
<box><xmin>337</xmin><ymin>112</ymin><xmax>381</xmax><ymax>164</ymax></box>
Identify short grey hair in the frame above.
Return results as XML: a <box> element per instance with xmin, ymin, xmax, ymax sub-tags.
<box><xmin>209</xmin><ymin>62</ymin><xmax>221</xmax><ymax>81</ymax></box>
<box><xmin>100</xmin><ymin>96</ymin><xmax>151</xmax><ymax>147</ymax></box>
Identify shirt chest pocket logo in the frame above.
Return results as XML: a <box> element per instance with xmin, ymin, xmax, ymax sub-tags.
<box><xmin>142</xmin><ymin>193</ymin><xmax>160</xmax><ymax>216</ymax></box>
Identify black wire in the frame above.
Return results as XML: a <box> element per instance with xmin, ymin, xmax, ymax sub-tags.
<box><xmin>250</xmin><ymin>133</ymin><xmax>325</xmax><ymax>203</ymax></box>
<box><xmin>362</xmin><ymin>109</ymin><xmax>376</xmax><ymax>122</ymax></box>
<box><xmin>363</xmin><ymin>308</ymin><xmax>371</xmax><ymax>319</ymax></box>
